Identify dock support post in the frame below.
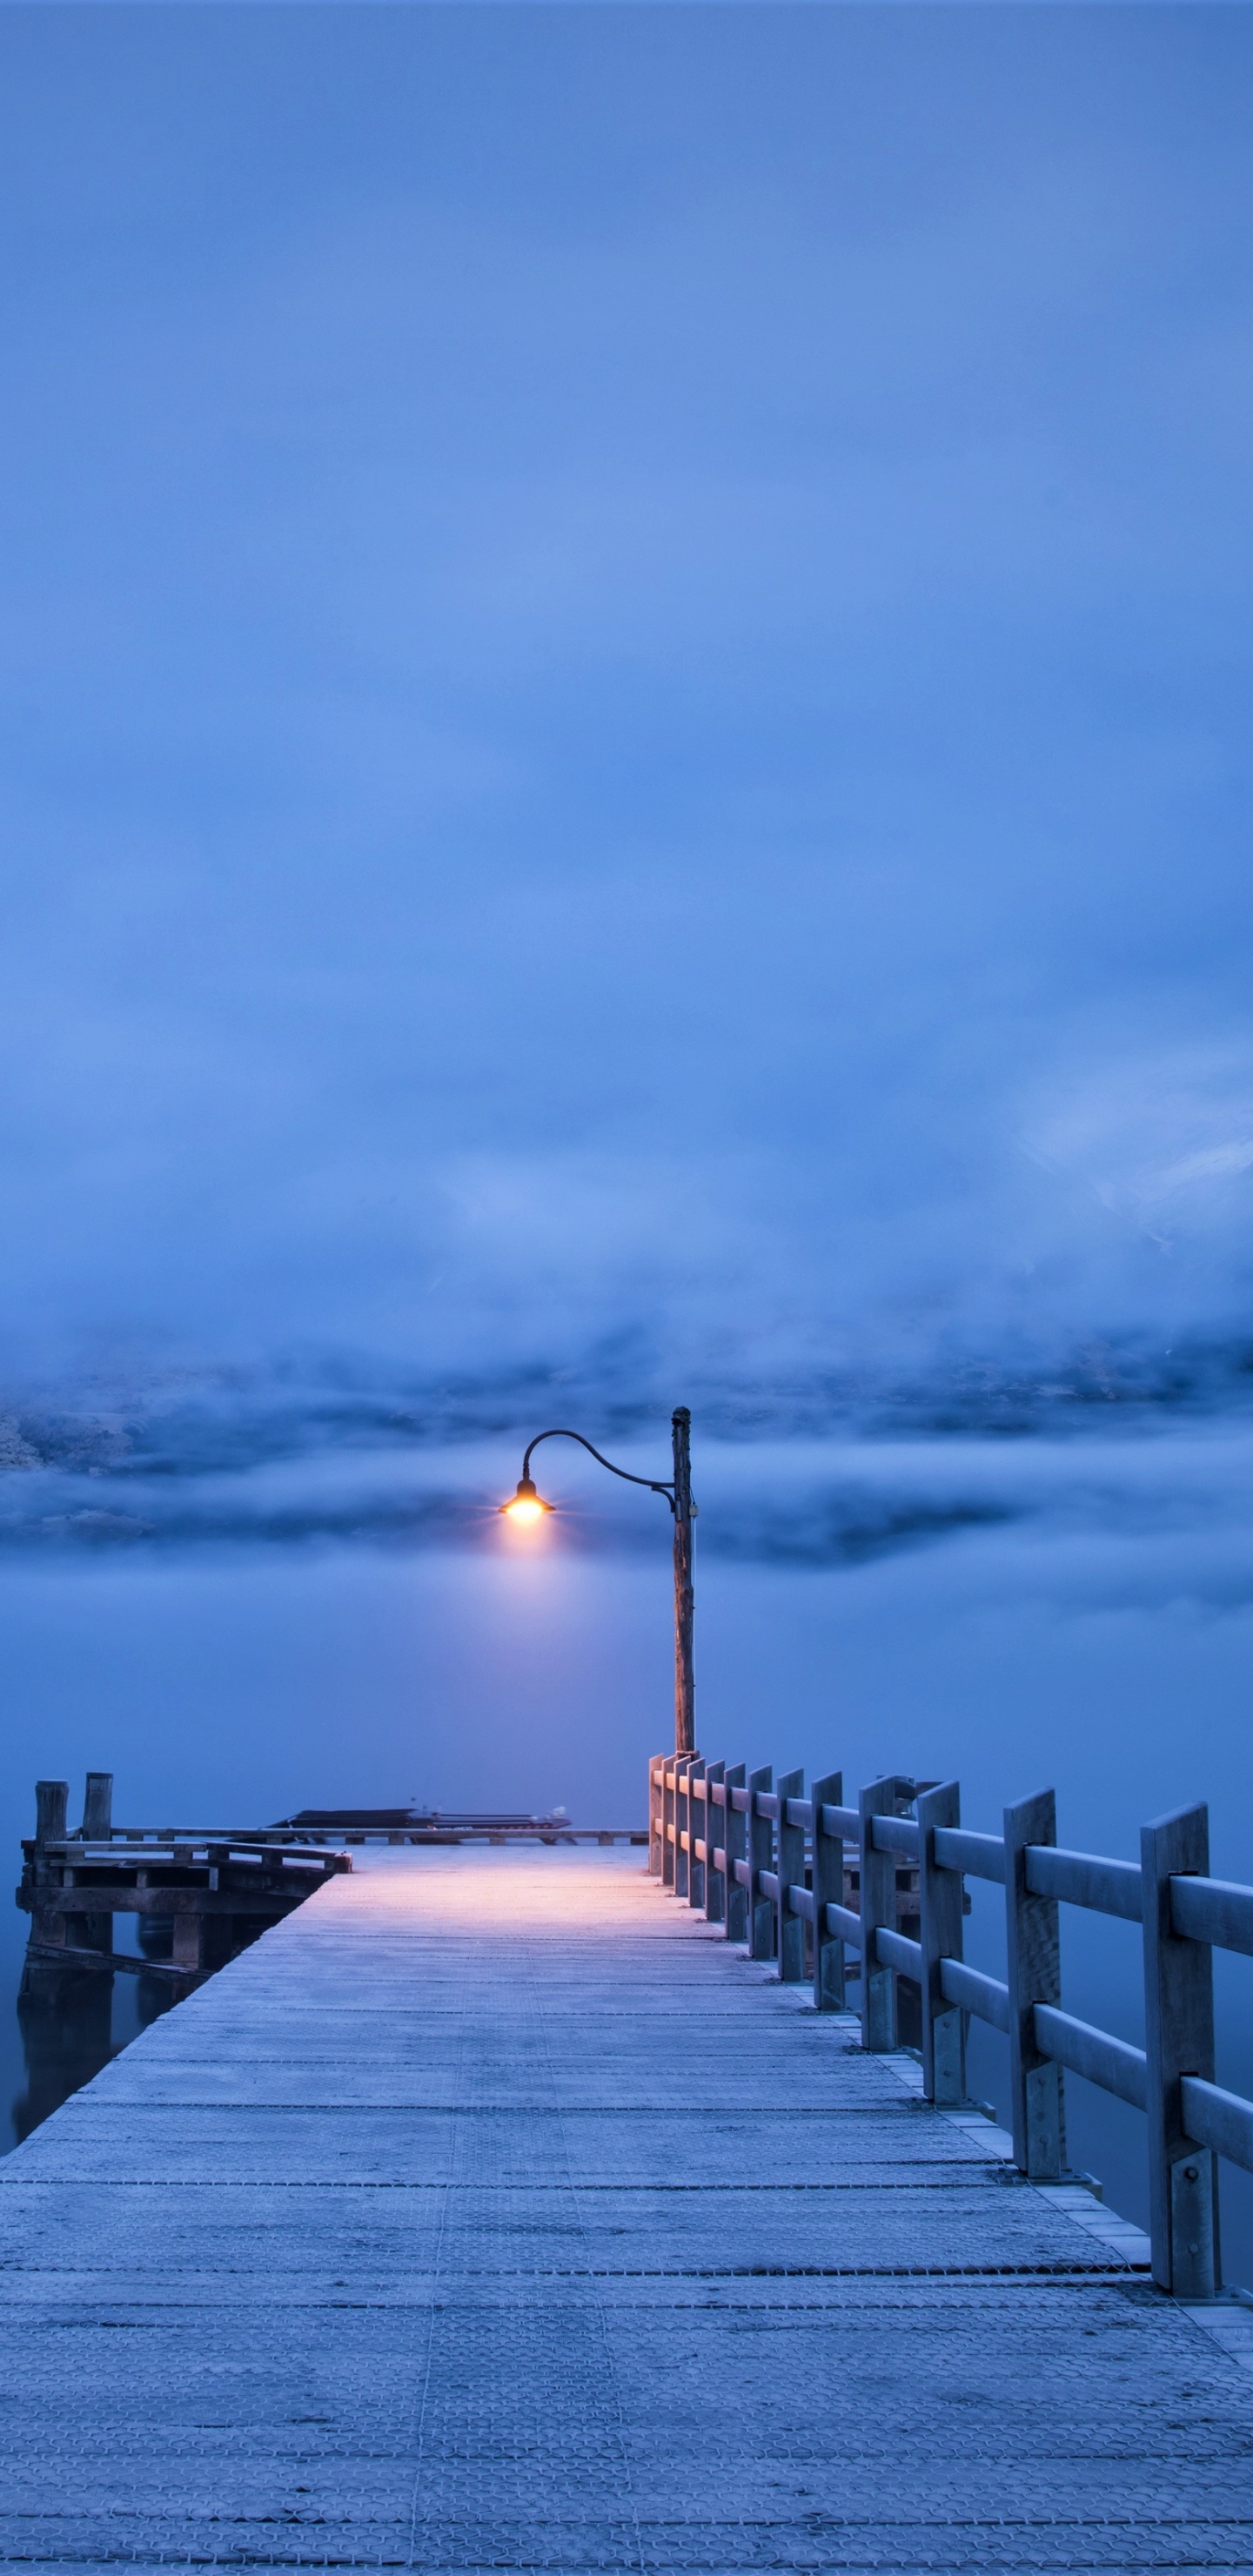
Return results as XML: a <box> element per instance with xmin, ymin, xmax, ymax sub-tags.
<box><xmin>812</xmin><ymin>1772</ymin><xmax>845</xmax><ymax>2011</ymax></box>
<box><xmin>35</xmin><ymin>1782</ymin><xmax>69</xmax><ymax>1850</ymax></box>
<box><xmin>724</xmin><ymin>1764</ymin><xmax>747</xmax><ymax>1945</ymax></box>
<box><xmin>916</xmin><ymin>1780</ymin><xmax>965</xmax><ymax>2105</ymax></box>
<box><xmin>76</xmin><ymin>1774</ymin><xmax>117</xmax><ymax>1955</ymax></box>
<box><xmin>1005</xmin><ymin>1789</ymin><xmax>1065</xmax><ymax>2180</ymax></box>
<box><xmin>1142</xmin><ymin>1802</ymin><xmax>1219</xmax><ymax>2299</ymax></box>
<box><xmin>776</xmin><ymin>1768</ymin><xmax>805</xmax><ymax>1982</ymax></box>
<box><xmin>748</xmin><ymin>1766</ymin><xmax>774</xmax><ymax>1962</ymax></box>
<box><xmin>171</xmin><ymin>1910</ymin><xmax>204</xmax><ymax>1972</ymax></box>
<box><xmin>81</xmin><ymin>1774</ymin><xmax>113</xmax><ymax>1840</ymax></box>
<box><xmin>704</xmin><ymin>1761</ymin><xmax>726</xmax><ymax>1925</ymax></box>
<box><xmin>859</xmin><ymin>1780</ymin><xmax>902</xmax><ymax>2051</ymax></box>
<box><xmin>661</xmin><ymin>1761</ymin><xmax>676</xmax><ymax>1888</ymax></box>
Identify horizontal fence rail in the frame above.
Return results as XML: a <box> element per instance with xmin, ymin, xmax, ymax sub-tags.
<box><xmin>648</xmin><ymin>1750</ymin><xmax>1253</xmax><ymax>2302</ymax></box>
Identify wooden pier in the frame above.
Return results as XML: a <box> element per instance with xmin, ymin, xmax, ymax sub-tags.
<box><xmin>17</xmin><ymin>1775</ymin><xmax>351</xmax><ymax>1996</ymax></box>
<box><xmin>17</xmin><ymin>1776</ymin><xmax>647</xmax><ymax>2002</ymax></box>
<box><xmin>2</xmin><ymin>1836</ymin><xmax>1252</xmax><ymax>2568</ymax></box>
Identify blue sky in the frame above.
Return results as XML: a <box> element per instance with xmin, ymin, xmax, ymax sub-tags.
<box><xmin>3</xmin><ymin>5</ymin><xmax>1253</xmax><ymax>1392</ymax></box>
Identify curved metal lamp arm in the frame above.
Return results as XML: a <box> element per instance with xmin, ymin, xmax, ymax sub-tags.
<box><xmin>520</xmin><ymin>1427</ymin><xmax>677</xmax><ymax>1513</ymax></box>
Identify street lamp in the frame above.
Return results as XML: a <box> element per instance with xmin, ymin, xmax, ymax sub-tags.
<box><xmin>500</xmin><ymin>1406</ymin><xmax>695</xmax><ymax>1756</ymax></box>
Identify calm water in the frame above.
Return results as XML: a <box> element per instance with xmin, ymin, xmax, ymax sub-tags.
<box><xmin>4</xmin><ymin>1410</ymin><xmax>1253</xmax><ymax>2281</ymax></box>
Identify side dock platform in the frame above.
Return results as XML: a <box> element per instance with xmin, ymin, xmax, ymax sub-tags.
<box><xmin>1</xmin><ymin>1844</ymin><xmax>1251</xmax><ymax>2572</ymax></box>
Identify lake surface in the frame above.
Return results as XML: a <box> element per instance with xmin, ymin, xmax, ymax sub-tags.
<box><xmin>4</xmin><ymin>1400</ymin><xmax>1253</xmax><ymax>2279</ymax></box>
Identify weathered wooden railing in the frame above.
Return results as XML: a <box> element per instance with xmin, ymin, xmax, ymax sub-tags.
<box><xmin>649</xmin><ymin>1751</ymin><xmax>1253</xmax><ymax>2302</ymax></box>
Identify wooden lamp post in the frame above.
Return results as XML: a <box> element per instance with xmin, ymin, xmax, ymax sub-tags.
<box><xmin>500</xmin><ymin>1406</ymin><xmax>695</xmax><ymax>1757</ymax></box>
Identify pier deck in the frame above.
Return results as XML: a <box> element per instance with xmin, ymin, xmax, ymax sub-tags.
<box><xmin>2</xmin><ymin>1845</ymin><xmax>1252</xmax><ymax>2572</ymax></box>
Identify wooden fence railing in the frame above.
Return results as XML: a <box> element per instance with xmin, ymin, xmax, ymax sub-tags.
<box><xmin>648</xmin><ymin>1751</ymin><xmax>1253</xmax><ymax>2301</ymax></box>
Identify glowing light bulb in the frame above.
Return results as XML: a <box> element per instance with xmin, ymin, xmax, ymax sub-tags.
<box><xmin>499</xmin><ymin>1475</ymin><xmax>553</xmax><ymax>1524</ymax></box>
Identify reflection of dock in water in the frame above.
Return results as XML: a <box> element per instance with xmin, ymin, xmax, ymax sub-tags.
<box><xmin>12</xmin><ymin>1953</ymin><xmax>131</xmax><ymax>2148</ymax></box>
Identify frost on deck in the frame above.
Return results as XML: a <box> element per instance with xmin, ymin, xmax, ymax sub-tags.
<box><xmin>0</xmin><ymin>1845</ymin><xmax>1250</xmax><ymax>2571</ymax></box>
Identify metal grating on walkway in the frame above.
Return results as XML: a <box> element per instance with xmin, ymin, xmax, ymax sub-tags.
<box><xmin>1</xmin><ymin>1845</ymin><xmax>1251</xmax><ymax>2571</ymax></box>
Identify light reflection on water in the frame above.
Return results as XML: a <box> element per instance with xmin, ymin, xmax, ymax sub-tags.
<box><xmin>3</xmin><ymin>1420</ymin><xmax>1253</xmax><ymax>2284</ymax></box>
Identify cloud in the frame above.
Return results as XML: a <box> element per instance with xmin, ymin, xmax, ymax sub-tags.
<box><xmin>1</xmin><ymin>8</ymin><xmax>1251</xmax><ymax>1391</ymax></box>
<box><xmin>1024</xmin><ymin>1046</ymin><xmax>1253</xmax><ymax>1250</ymax></box>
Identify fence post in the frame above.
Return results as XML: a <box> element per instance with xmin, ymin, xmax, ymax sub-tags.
<box><xmin>859</xmin><ymin>1779</ymin><xmax>904</xmax><ymax>2050</ymax></box>
<box><xmin>648</xmin><ymin>1756</ymin><xmax>665</xmax><ymax>1877</ymax></box>
<box><xmin>704</xmin><ymin>1761</ymin><xmax>726</xmax><ymax>1926</ymax></box>
<box><xmin>749</xmin><ymin>1766</ymin><xmax>774</xmax><ymax>1962</ymax></box>
<box><xmin>674</xmin><ymin>1757</ymin><xmax>694</xmax><ymax>1900</ymax></box>
<box><xmin>776</xmin><ymin>1768</ymin><xmax>805</xmax><ymax>1982</ymax></box>
<box><xmin>812</xmin><ymin>1772</ymin><xmax>845</xmax><ymax>2011</ymax></box>
<box><xmin>916</xmin><ymin>1780</ymin><xmax>965</xmax><ymax>2105</ymax></box>
<box><xmin>687</xmin><ymin>1761</ymin><xmax>707</xmax><ymax>1909</ymax></box>
<box><xmin>661</xmin><ymin>1760</ymin><xmax>677</xmax><ymax>1888</ymax></box>
<box><xmin>1004</xmin><ymin>1789</ymin><xmax>1065</xmax><ymax>2180</ymax></box>
<box><xmin>725</xmin><ymin>1763</ymin><xmax>747</xmax><ymax>1944</ymax></box>
<box><xmin>1142</xmin><ymin>1802</ymin><xmax>1220</xmax><ymax>2300</ymax></box>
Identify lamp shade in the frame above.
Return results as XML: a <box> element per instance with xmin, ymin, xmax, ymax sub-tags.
<box><xmin>499</xmin><ymin>1474</ymin><xmax>553</xmax><ymax>1524</ymax></box>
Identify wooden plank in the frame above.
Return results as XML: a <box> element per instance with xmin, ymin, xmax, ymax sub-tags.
<box><xmin>23</xmin><ymin>1941</ymin><xmax>199</xmax><ymax>1986</ymax></box>
<box><xmin>941</xmin><ymin>1955</ymin><xmax>1010</xmax><ymax>2034</ymax></box>
<box><xmin>1170</xmin><ymin>1875</ymin><xmax>1253</xmax><ymax>1957</ymax></box>
<box><xmin>934</xmin><ymin>1826</ymin><xmax>1005</xmax><ymax>1884</ymax></box>
<box><xmin>875</xmin><ymin>1926</ymin><xmax>922</xmax><ymax>1977</ymax></box>
<box><xmin>1180</xmin><ymin>2075</ymin><xmax>1253</xmax><ymax>2175</ymax></box>
<box><xmin>1025</xmin><ymin>1847</ymin><xmax>1142</xmax><ymax>1922</ymax></box>
<box><xmin>1033</xmin><ymin>2005</ymin><xmax>1148</xmax><ymax>2110</ymax></box>
<box><xmin>40</xmin><ymin>1887</ymin><xmax>304</xmax><ymax>1917</ymax></box>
